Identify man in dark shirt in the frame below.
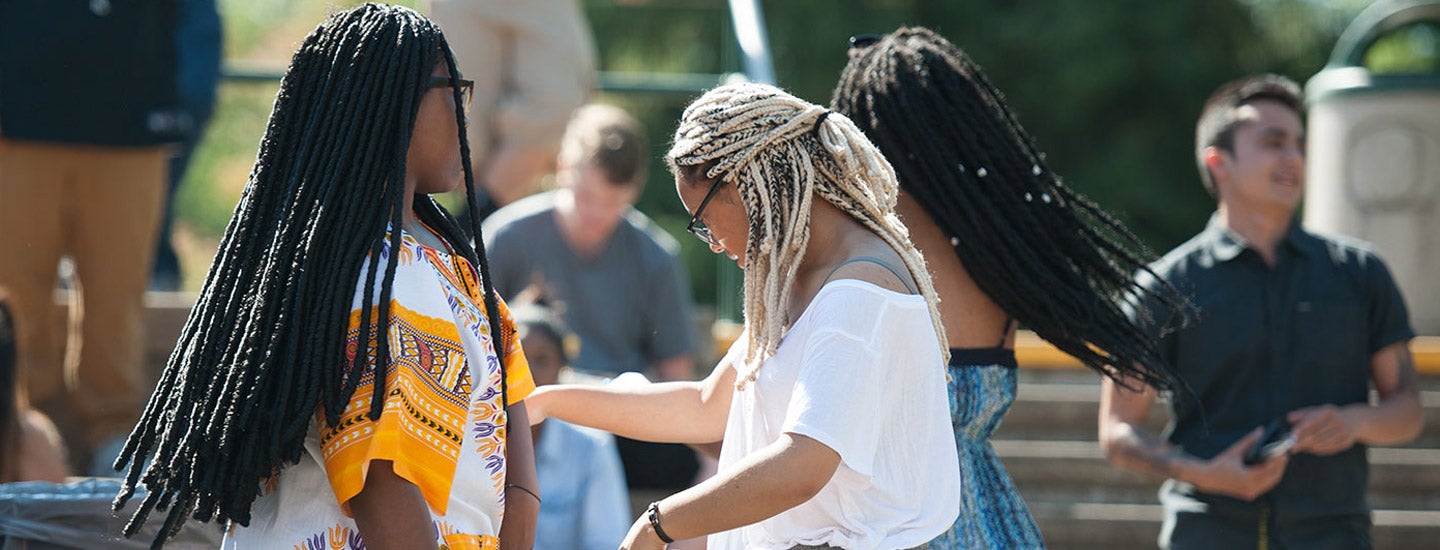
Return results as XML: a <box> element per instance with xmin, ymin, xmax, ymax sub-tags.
<box><xmin>1099</xmin><ymin>74</ymin><xmax>1424</xmax><ymax>548</ymax></box>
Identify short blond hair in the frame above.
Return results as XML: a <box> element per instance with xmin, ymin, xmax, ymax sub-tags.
<box><xmin>559</xmin><ymin>104</ymin><xmax>648</xmax><ymax>188</ymax></box>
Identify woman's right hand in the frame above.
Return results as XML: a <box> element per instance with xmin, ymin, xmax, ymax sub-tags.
<box><xmin>524</xmin><ymin>386</ymin><xmax>552</xmax><ymax>425</ymax></box>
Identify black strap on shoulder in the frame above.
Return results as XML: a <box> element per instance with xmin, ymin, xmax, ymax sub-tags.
<box><xmin>825</xmin><ymin>255</ymin><xmax>918</xmax><ymax>294</ymax></box>
<box><xmin>998</xmin><ymin>317</ymin><xmax>1015</xmax><ymax>348</ymax></box>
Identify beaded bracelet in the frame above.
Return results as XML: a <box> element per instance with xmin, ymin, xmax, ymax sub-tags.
<box><xmin>646</xmin><ymin>501</ymin><xmax>675</xmax><ymax>544</ymax></box>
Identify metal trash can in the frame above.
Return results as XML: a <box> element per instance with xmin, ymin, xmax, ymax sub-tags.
<box><xmin>0</xmin><ymin>478</ymin><xmax>223</xmax><ymax>549</ymax></box>
<box><xmin>1306</xmin><ymin>0</ymin><xmax>1440</xmax><ymax>336</ymax></box>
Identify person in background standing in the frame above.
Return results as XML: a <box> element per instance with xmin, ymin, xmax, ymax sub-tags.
<box><xmin>427</xmin><ymin>0</ymin><xmax>596</xmax><ymax>217</ymax></box>
<box><xmin>0</xmin><ymin>0</ymin><xmax>181</xmax><ymax>474</ymax></box>
<box><xmin>150</xmin><ymin>0</ymin><xmax>224</xmax><ymax>291</ymax></box>
<box><xmin>1100</xmin><ymin>74</ymin><xmax>1422</xmax><ymax>549</ymax></box>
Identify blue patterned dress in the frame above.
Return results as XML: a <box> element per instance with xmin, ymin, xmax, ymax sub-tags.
<box><xmin>926</xmin><ymin>348</ymin><xmax>1045</xmax><ymax>549</ymax></box>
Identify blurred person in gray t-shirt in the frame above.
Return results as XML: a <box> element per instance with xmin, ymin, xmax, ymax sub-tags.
<box><xmin>484</xmin><ymin>104</ymin><xmax>697</xmax><ymax>382</ymax></box>
<box><xmin>484</xmin><ymin>104</ymin><xmax>704</xmax><ymax>493</ymax></box>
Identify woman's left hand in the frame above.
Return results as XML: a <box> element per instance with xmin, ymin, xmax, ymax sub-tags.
<box><xmin>618</xmin><ymin>515</ymin><xmax>667</xmax><ymax>550</ymax></box>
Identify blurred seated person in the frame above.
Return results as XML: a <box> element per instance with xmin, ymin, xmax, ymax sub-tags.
<box><xmin>0</xmin><ymin>289</ymin><xmax>68</xmax><ymax>483</ymax></box>
<box><xmin>484</xmin><ymin>103</ymin><xmax>703</xmax><ymax>492</ymax></box>
<box><xmin>484</xmin><ymin>104</ymin><xmax>697</xmax><ymax>382</ymax></box>
<box><xmin>513</xmin><ymin>294</ymin><xmax>630</xmax><ymax>550</ymax></box>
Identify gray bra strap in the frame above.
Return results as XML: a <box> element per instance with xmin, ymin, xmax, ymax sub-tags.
<box><xmin>826</xmin><ymin>255</ymin><xmax>918</xmax><ymax>294</ymax></box>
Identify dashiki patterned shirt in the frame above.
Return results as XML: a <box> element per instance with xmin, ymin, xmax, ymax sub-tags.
<box><xmin>223</xmin><ymin>228</ymin><xmax>534</xmax><ymax>550</ymax></box>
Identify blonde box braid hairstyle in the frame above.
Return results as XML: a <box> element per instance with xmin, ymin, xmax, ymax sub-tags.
<box><xmin>110</xmin><ymin>5</ymin><xmax>509</xmax><ymax>547</ymax></box>
<box><xmin>668</xmin><ymin>83</ymin><xmax>948</xmax><ymax>389</ymax></box>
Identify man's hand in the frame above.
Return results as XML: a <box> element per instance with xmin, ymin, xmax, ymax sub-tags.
<box><xmin>1288</xmin><ymin>404</ymin><xmax>1358</xmax><ymax>456</ymax></box>
<box><xmin>1185</xmin><ymin>428</ymin><xmax>1288</xmax><ymax>501</ymax></box>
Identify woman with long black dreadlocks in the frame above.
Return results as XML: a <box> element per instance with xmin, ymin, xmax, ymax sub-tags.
<box><xmin>832</xmin><ymin>27</ymin><xmax>1190</xmax><ymax>548</ymax></box>
<box><xmin>111</xmin><ymin>5</ymin><xmax>538</xmax><ymax>549</ymax></box>
<box><xmin>526</xmin><ymin>83</ymin><xmax>959</xmax><ymax>550</ymax></box>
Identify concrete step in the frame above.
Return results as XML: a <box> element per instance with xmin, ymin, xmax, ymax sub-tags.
<box><xmin>1025</xmin><ymin>501</ymin><xmax>1440</xmax><ymax>550</ymax></box>
<box><xmin>994</xmin><ymin>440</ymin><xmax>1440</xmax><ymax>510</ymax></box>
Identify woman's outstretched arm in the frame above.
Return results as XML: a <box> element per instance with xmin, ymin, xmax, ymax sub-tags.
<box><xmin>525</xmin><ymin>358</ymin><xmax>735</xmax><ymax>445</ymax></box>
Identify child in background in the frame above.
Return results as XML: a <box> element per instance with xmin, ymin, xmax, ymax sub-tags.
<box><xmin>0</xmin><ymin>289</ymin><xmax>68</xmax><ymax>483</ymax></box>
<box><xmin>513</xmin><ymin>295</ymin><xmax>631</xmax><ymax>550</ymax></box>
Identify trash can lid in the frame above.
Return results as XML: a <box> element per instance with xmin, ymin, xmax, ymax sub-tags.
<box><xmin>1308</xmin><ymin>0</ymin><xmax>1440</xmax><ymax>104</ymax></box>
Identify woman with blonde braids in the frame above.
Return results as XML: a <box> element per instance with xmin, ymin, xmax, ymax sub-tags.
<box><xmin>526</xmin><ymin>82</ymin><xmax>958</xmax><ymax>549</ymax></box>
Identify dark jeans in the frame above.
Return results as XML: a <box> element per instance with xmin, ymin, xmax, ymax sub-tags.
<box><xmin>1162</xmin><ymin>505</ymin><xmax>1371</xmax><ymax>550</ymax></box>
<box><xmin>151</xmin><ymin>130</ymin><xmax>204</xmax><ymax>290</ymax></box>
<box><xmin>615</xmin><ymin>436</ymin><xmax>699</xmax><ymax>490</ymax></box>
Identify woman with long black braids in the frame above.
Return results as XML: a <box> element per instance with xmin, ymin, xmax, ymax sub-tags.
<box><xmin>111</xmin><ymin>5</ymin><xmax>538</xmax><ymax>549</ymax></box>
<box><xmin>832</xmin><ymin>28</ymin><xmax>1189</xmax><ymax>548</ymax></box>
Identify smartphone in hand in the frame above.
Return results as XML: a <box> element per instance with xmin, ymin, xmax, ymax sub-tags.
<box><xmin>1244</xmin><ymin>418</ymin><xmax>1296</xmax><ymax>466</ymax></box>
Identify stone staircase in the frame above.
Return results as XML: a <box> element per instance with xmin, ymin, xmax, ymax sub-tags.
<box><xmin>129</xmin><ymin>295</ymin><xmax>1440</xmax><ymax>548</ymax></box>
<box><xmin>996</xmin><ymin>368</ymin><xmax>1440</xmax><ymax>549</ymax></box>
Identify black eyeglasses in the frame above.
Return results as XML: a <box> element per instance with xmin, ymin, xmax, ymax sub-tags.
<box><xmin>685</xmin><ymin>178</ymin><xmax>726</xmax><ymax>247</ymax></box>
<box><xmin>848</xmin><ymin>34</ymin><xmax>881</xmax><ymax>50</ymax></box>
<box><xmin>427</xmin><ymin>76</ymin><xmax>474</xmax><ymax>112</ymax></box>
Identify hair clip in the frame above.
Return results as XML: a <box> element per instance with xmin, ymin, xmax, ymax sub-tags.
<box><xmin>812</xmin><ymin>110</ymin><xmax>832</xmax><ymax>132</ymax></box>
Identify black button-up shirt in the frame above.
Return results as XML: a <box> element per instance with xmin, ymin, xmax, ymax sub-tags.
<box><xmin>1130</xmin><ymin>215</ymin><xmax>1414</xmax><ymax>521</ymax></box>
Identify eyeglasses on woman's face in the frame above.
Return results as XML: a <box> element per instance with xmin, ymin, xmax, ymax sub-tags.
<box><xmin>427</xmin><ymin>75</ymin><xmax>474</xmax><ymax>114</ymax></box>
<box><xmin>685</xmin><ymin>178</ymin><xmax>727</xmax><ymax>248</ymax></box>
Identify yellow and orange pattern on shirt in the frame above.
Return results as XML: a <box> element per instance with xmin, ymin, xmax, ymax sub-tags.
<box><xmin>225</xmin><ymin>229</ymin><xmax>533</xmax><ymax>549</ymax></box>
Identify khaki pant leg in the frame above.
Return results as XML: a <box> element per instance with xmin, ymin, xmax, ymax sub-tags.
<box><xmin>66</xmin><ymin>145</ymin><xmax>167</xmax><ymax>444</ymax></box>
<box><xmin>0</xmin><ymin>140</ymin><xmax>70</xmax><ymax>405</ymax></box>
<box><xmin>429</xmin><ymin>0</ymin><xmax>507</xmax><ymax>168</ymax></box>
<box><xmin>430</xmin><ymin>0</ymin><xmax>595</xmax><ymax>204</ymax></box>
<box><xmin>496</xmin><ymin>0</ymin><xmax>595</xmax><ymax>149</ymax></box>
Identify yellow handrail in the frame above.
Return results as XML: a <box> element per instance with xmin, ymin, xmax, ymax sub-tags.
<box><xmin>713</xmin><ymin>321</ymin><xmax>1440</xmax><ymax>375</ymax></box>
<box><xmin>1014</xmin><ymin>332</ymin><xmax>1440</xmax><ymax>374</ymax></box>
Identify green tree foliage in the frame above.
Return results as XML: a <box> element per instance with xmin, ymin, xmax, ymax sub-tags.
<box><xmin>747</xmin><ymin>0</ymin><xmax>1279</xmax><ymax>252</ymax></box>
<box><xmin>180</xmin><ymin>0</ymin><xmax>1370</xmax><ymax>301</ymax></box>
<box><xmin>584</xmin><ymin>0</ymin><xmax>1367</xmax><ymax>301</ymax></box>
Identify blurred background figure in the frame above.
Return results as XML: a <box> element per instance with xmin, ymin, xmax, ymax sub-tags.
<box><xmin>485</xmin><ymin>104</ymin><xmax>697</xmax><ymax>383</ymax></box>
<box><xmin>513</xmin><ymin>292</ymin><xmax>632</xmax><ymax>550</ymax></box>
<box><xmin>483</xmin><ymin>102</ymin><xmax>705</xmax><ymax>501</ymax></box>
<box><xmin>0</xmin><ymin>288</ymin><xmax>69</xmax><ymax>484</ymax></box>
<box><xmin>149</xmin><ymin>0</ymin><xmax>224</xmax><ymax>291</ymax></box>
<box><xmin>0</xmin><ymin>0</ymin><xmax>183</xmax><ymax>475</ymax></box>
<box><xmin>1100</xmin><ymin>74</ymin><xmax>1422</xmax><ymax>549</ymax></box>
<box><xmin>427</xmin><ymin>0</ymin><xmax>597</xmax><ymax>217</ymax></box>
